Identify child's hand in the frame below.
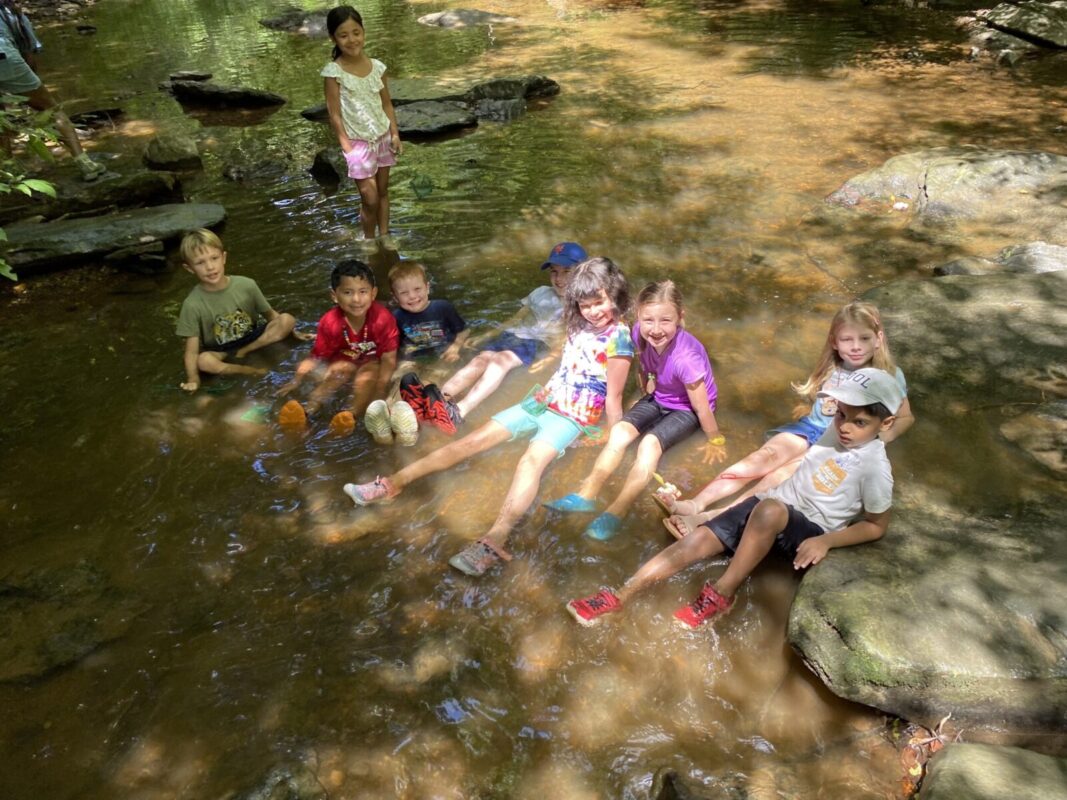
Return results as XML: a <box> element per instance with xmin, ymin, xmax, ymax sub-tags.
<box><xmin>702</xmin><ymin>439</ymin><xmax>728</xmax><ymax>465</ymax></box>
<box><xmin>793</xmin><ymin>536</ymin><xmax>830</xmax><ymax>570</ymax></box>
<box><xmin>180</xmin><ymin>380</ymin><xmax>199</xmax><ymax>393</ymax></box>
<box><xmin>390</xmin><ymin>132</ymin><xmax>403</xmax><ymax>155</ymax></box>
<box><xmin>528</xmin><ymin>356</ymin><xmax>554</xmax><ymax>374</ymax></box>
<box><xmin>441</xmin><ymin>343</ymin><xmax>461</xmax><ymax>363</ymax></box>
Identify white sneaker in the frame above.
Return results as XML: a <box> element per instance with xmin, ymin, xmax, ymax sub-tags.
<box><xmin>364</xmin><ymin>399</ymin><xmax>393</xmax><ymax>445</ymax></box>
<box><xmin>377</xmin><ymin>234</ymin><xmax>398</xmax><ymax>251</ymax></box>
<box><xmin>75</xmin><ymin>153</ymin><xmax>106</xmax><ymax>181</ymax></box>
<box><xmin>389</xmin><ymin>400</ymin><xmax>419</xmax><ymax>446</ymax></box>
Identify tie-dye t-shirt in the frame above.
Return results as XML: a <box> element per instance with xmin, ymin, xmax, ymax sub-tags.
<box><xmin>545</xmin><ymin>321</ymin><xmax>634</xmax><ymax>427</ymax></box>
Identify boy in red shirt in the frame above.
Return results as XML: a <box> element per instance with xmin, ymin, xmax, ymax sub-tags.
<box><xmin>278</xmin><ymin>260</ymin><xmax>402</xmax><ymax>436</ymax></box>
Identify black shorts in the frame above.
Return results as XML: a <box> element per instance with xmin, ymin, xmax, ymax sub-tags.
<box><xmin>213</xmin><ymin>324</ymin><xmax>267</xmax><ymax>354</ymax></box>
<box><xmin>621</xmin><ymin>395</ymin><xmax>699</xmax><ymax>452</ymax></box>
<box><xmin>699</xmin><ymin>496</ymin><xmax>824</xmax><ymax>558</ymax></box>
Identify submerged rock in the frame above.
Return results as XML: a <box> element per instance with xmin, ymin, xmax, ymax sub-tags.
<box><xmin>827</xmin><ymin>148</ymin><xmax>1067</xmax><ymax>238</ymax></box>
<box><xmin>168</xmin><ymin>69</ymin><xmax>212</xmax><ymax>82</ymax></box>
<box><xmin>933</xmin><ymin>241</ymin><xmax>1067</xmax><ymax>276</ymax></box>
<box><xmin>0</xmin><ymin>169</ymin><xmax>180</xmax><ymax>226</ymax></box>
<box><xmin>163</xmin><ymin>79</ymin><xmax>286</xmax><ymax>108</ymax></box>
<box><xmin>395</xmin><ymin>100</ymin><xmax>478</xmax><ymax>136</ymax></box>
<box><xmin>259</xmin><ymin>6</ymin><xmax>328</xmax><ymax>37</ymax></box>
<box><xmin>417</xmin><ymin>9</ymin><xmax>518</xmax><ymax>28</ymax></box>
<box><xmin>143</xmin><ymin>132</ymin><xmax>202</xmax><ymax>171</ymax></box>
<box><xmin>3</xmin><ymin>203</ymin><xmax>226</xmax><ymax>274</ymax></box>
<box><xmin>1000</xmin><ymin>400</ymin><xmax>1067</xmax><ymax>479</ymax></box>
<box><xmin>0</xmin><ymin>561</ymin><xmax>140</xmax><ymax>682</ymax></box>
<box><xmin>233</xmin><ymin>763</ymin><xmax>327</xmax><ymax>800</ymax></box>
<box><xmin>919</xmin><ymin>743</ymin><xmax>1067</xmax><ymax>800</ymax></box>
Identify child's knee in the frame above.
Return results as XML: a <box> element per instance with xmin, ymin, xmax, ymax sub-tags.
<box><xmin>196</xmin><ymin>351</ymin><xmax>223</xmax><ymax>371</ymax></box>
<box><xmin>274</xmin><ymin>312</ymin><xmax>296</xmax><ymax>333</ymax></box>
<box><xmin>636</xmin><ymin>434</ymin><xmax>663</xmax><ymax>460</ymax></box>
<box><xmin>749</xmin><ymin>499</ymin><xmax>788</xmax><ymax>532</ymax></box>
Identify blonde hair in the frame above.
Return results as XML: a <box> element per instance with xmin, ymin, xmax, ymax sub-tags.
<box><xmin>388</xmin><ymin>261</ymin><xmax>429</xmax><ymax>288</ymax></box>
<box><xmin>792</xmin><ymin>300</ymin><xmax>896</xmax><ymax>403</ymax></box>
<box><xmin>634</xmin><ymin>280</ymin><xmax>684</xmax><ymax>359</ymax></box>
<box><xmin>180</xmin><ymin>229</ymin><xmax>224</xmax><ymax>264</ymax></box>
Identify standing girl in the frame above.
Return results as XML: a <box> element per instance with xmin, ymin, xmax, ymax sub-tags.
<box><xmin>343</xmin><ymin>258</ymin><xmax>634</xmax><ymax>576</ymax></box>
<box><xmin>659</xmin><ymin>300</ymin><xmax>913</xmax><ymax>537</ymax></box>
<box><xmin>323</xmin><ymin>6</ymin><xmax>402</xmax><ymax>246</ymax></box>
<box><xmin>545</xmin><ymin>280</ymin><xmax>725</xmax><ymax>540</ymax></box>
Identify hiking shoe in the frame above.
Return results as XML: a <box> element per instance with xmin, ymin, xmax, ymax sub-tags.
<box><xmin>278</xmin><ymin>399</ymin><xmax>308</xmax><ymax>428</ymax></box>
<box><xmin>448</xmin><ymin>538</ymin><xmax>512</xmax><ymax>576</ymax></box>
<box><xmin>566</xmin><ymin>588</ymin><xmax>622</xmax><ymax>627</ymax></box>
<box><xmin>423</xmin><ymin>383</ymin><xmax>457</xmax><ymax>435</ymax></box>
<box><xmin>364</xmin><ymin>400</ymin><xmax>394</xmax><ymax>445</ymax></box>
<box><xmin>673</xmin><ymin>583</ymin><xmax>734</xmax><ymax>628</ymax></box>
<box><xmin>584</xmin><ymin>512</ymin><xmax>622</xmax><ymax>541</ymax></box>
<box><xmin>330</xmin><ymin>410</ymin><xmax>356</xmax><ymax>436</ymax></box>
<box><xmin>398</xmin><ymin>372</ymin><xmax>430</xmax><ymax>418</ymax></box>
<box><xmin>389</xmin><ymin>400</ymin><xmax>419</xmax><ymax>446</ymax></box>
<box><xmin>343</xmin><ymin>476</ymin><xmax>396</xmax><ymax>506</ymax></box>
<box><xmin>544</xmin><ymin>493</ymin><xmax>597</xmax><ymax>513</ymax></box>
<box><xmin>74</xmin><ymin>152</ymin><xmax>106</xmax><ymax>181</ymax></box>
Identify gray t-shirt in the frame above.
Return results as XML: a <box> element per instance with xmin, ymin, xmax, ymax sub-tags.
<box><xmin>176</xmin><ymin>275</ymin><xmax>271</xmax><ymax>348</ymax></box>
<box><xmin>761</xmin><ymin>428</ymin><xmax>893</xmax><ymax>533</ymax></box>
<box><xmin>507</xmin><ymin>285</ymin><xmax>563</xmax><ymax>343</ymax></box>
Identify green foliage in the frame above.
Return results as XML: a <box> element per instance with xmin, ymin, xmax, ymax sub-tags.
<box><xmin>0</xmin><ymin>97</ymin><xmax>60</xmax><ymax>281</ymax></box>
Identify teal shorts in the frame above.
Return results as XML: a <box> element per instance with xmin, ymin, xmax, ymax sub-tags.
<box><xmin>492</xmin><ymin>403</ymin><xmax>582</xmax><ymax>454</ymax></box>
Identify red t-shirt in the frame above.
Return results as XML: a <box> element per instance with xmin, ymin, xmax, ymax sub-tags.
<box><xmin>311</xmin><ymin>302</ymin><xmax>399</xmax><ymax>365</ymax></box>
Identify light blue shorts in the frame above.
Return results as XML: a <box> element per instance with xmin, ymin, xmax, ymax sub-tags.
<box><xmin>766</xmin><ymin>418</ymin><xmax>825</xmax><ymax>447</ymax></box>
<box><xmin>0</xmin><ymin>46</ymin><xmax>42</xmax><ymax>96</ymax></box>
<box><xmin>492</xmin><ymin>403</ymin><xmax>582</xmax><ymax>454</ymax></box>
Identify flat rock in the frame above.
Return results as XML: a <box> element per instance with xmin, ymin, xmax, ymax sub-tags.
<box><xmin>933</xmin><ymin>241</ymin><xmax>1067</xmax><ymax>276</ymax></box>
<box><xmin>3</xmin><ymin>203</ymin><xmax>226</xmax><ymax>274</ymax></box>
<box><xmin>417</xmin><ymin>9</ymin><xmax>517</xmax><ymax>28</ymax></box>
<box><xmin>826</xmin><ymin>148</ymin><xmax>1067</xmax><ymax>237</ymax></box>
<box><xmin>1000</xmin><ymin>400</ymin><xmax>1067</xmax><ymax>479</ymax></box>
<box><xmin>919</xmin><ymin>743</ymin><xmax>1067</xmax><ymax>800</ymax></box>
<box><xmin>980</xmin><ymin>1</ymin><xmax>1067</xmax><ymax>49</ymax></box>
<box><xmin>0</xmin><ymin>169</ymin><xmax>180</xmax><ymax>226</ymax></box>
<box><xmin>259</xmin><ymin>6</ymin><xmax>328</xmax><ymax>37</ymax></box>
<box><xmin>395</xmin><ymin>100</ymin><xmax>478</xmax><ymax>136</ymax></box>
<box><xmin>164</xmin><ymin>79</ymin><xmax>286</xmax><ymax>108</ymax></box>
<box><xmin>169</xmin><ymin>70</ymin><xmax>211</xmax><ymax>82</ymax></box>
<box><xmin>789</xmin><ymin>500</ymin><xmax>1067</xmax><ymax>732</ymax></box>
<box><xmin>143</xmin><ymin>132</ymin><xmax>202</xmax><ymax>170</ymax></box>
<box><xmin>310</xmin><ymin>148</ymin><xmax>350</xmax><ymax>185</ymax></box>
<box><xmin>464</xmin><ymin>75</ymin><xmax>559</xmax><ymax>101</ymax></box>
<box><xmin>0</xmin><ymin>561</ymin><xmax>140</xmax><ymax>682</ymax></box>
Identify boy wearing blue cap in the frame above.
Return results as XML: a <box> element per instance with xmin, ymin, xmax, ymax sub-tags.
<box><xmin>401</xmin><ymin>242</ymin><xmax>587</xmax><ymax>433</ymax></box>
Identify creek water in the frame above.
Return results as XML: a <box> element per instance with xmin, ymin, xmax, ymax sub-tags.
<box><xmin>2</xmin><ymin>0</ymin><xmax>1065</xmax><ymax>797</ymax></box>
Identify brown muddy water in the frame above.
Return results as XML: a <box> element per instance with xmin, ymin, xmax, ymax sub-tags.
<box><xmin>2</xmin><ymin>0</ymin><xmax>1066</xmax><ymax>797</ymax></box>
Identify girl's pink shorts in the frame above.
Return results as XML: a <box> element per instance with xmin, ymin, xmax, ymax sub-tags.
<box><xmin>344</xmin><ymin>133</ymin><xmax>397</xmax><ymax>180</ymax></box>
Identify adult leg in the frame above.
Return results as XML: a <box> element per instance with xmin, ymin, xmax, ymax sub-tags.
<box><xmin>453</xmin><ymin>351</ymin><xmax>522</xmax><ymax>418</ymax></box>
<box><xmin>375</xmin><ymin>166</ymin><xmax>391</xmax><ymax>236</ymax></box>
<box><xmin>603</xmin><ymin>433</ymin><xmax>663</xmax><ymax>518</ymax></box>
<box><xmin>355</xmin><ymin>176</ymin><xmax>380</xmax><ymax>239</ymax></box>
<box><xmin>482</xmin><ymin>440</ymin><xmax>559</xmax><ymax>549</ymax></box>
<box><xmin>575</xmin><ymin>422</ymin><xmax>640</xmax><ymax>500</ymax></box>
<box><xmin>391</xmin><ymin>421</ymin><xmax>512</xmax><ymax>491</ymax></box>
<box><xmin>306</xmin><ymin>361</ymin><xmax>357</xmax><ymax>414</ymax></box>
<box><xmin>196</xmin><ymin>351</ymin><xmax>267</xmax><ymax>378</ymax></box>
<box><xmin>348</xmin><ymin>361</ymin><xmax>381</xmax><ymax>419</ymax></box>
<box><xmin>712</xmin><ymin>499</ymin><xmax>789</xmax><ymax>598</ymax></box>
<box><xmin>24</xmin><ymin>84</ymin><xmax>85</xmax><ymax>159</ymax></box>
<box><xmin>617</xmin><ymin>526</ymin><xmax>728</xmax><ymax>603</ymax></box>
<box><xmin>235</xmin><ymin>313</ymin><xmax>297</xmax><ymax>358</ymax></box>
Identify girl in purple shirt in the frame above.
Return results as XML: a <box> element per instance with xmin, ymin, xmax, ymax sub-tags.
<box><xmin>545</xmin><ymin>281</ymin><xmax>725</xmax><ymax>540</ymax></box>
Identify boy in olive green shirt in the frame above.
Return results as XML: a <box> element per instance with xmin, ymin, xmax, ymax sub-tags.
<box><xmin>175</xmin><ymin>229</ymin><xmax>308</xmax><ymax>392</ymax></box>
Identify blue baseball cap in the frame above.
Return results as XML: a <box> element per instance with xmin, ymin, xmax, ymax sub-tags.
<box><xmin>541</xmin><ymin>242</ymin><xmax>587</xmax><ymax>269</ymax></box>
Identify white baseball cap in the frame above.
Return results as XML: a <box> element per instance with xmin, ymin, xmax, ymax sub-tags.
<box><xmin>819</xmin><ymin>368</ymin><xmax>904</xmax><ymax>414</ymax></box>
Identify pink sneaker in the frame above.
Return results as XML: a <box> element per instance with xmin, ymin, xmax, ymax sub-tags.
<box><xmin>566</xmin><ymin>588</ymin><xmax>621</xmax><ymax>626</ymax></box>
<box><xmin>673</xmin><ymin>583</ymin><xmax>734</xmax><ymax>628</ymax></box>
<box><xmin>342</xmin><ymin>476</ymin><xmax>396</xmax><ymax>506</ymax></box>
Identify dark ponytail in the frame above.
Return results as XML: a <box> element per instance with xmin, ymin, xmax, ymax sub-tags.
<box><xmin>326</xmin><ymin>6</ymin><xmax>364</xmax><ymax>60</ymax></box>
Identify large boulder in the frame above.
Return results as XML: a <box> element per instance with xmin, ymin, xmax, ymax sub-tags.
<box><xmin>417</xmin><ymin>9</ymin><xmax>517</xmax><ymax>28</ymax></box>
<box><xmin>163</xmin><ymin>79</ymin><xmax>286</xmax><ymax>108</ymax></box>
<box><xmin>919</xmin><ymin>743</ymin><xmax>1067</xmax><ymax>800</ymax></box>
<box><xmin>827</xmin><ymin>148</ymin><xmax>1067</xmax><ymax>238</ymax></box>
<box><xmin>2</xmin><ymin>203</ymin><xmax>226</xmax><ymax>274</ymax></box>
<box><xmin>933</xmin><ymin>241</ymin><xmax>1067</xmax><ymax>276</ymax></box>
<box><xmin>979</xmin><ymin>1</ymin><xmax>1067</xmax><ymax>49</ymax></box>
<box><xmin>0</xmin><ymin>170</ymin><xmax>180</xmax><ymax>226</ymax></box>
<box><xmin>143</xmin><ymin>132</ymin><xmax>202</xmax><ymax>170</ymax></box>
<box><xmin>1000</xmin><ymin>400</ymin><xmax>1067</xmax><ymax>479</ymax></box>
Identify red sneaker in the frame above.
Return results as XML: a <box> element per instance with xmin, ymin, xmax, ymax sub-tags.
<box><xmin>566</xmin><ymin>588</ymin><xmax>622</xmax><ymax>627</ymax></box>
<box><xmin>399</xmin><ymin>372</ymin><xmax>430</xmax><ymax>419</ymax></box>
<box><xmin>673</xmin><ymin>583</ymin><xmax>734</xmax><ymax>628</ymax></box>
<box><xmin>423</xmin><ymin>383</ymin><xmax>457</xmax><ymax>435</ymax></box>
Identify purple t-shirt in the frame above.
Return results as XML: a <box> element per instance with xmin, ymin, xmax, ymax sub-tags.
<box><xmin>633</xmin><ymin>324</ymin><xmax>717</xmax><ymax>412</ymax></box>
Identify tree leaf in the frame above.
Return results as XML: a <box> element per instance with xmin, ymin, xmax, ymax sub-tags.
<box><xmin>21</xmin><ymin>179</ymin><xmax>55</xmax><ymax>197</ymax></box>
<box><xmin>0</xmin><ymin>260</ymin><xmax>18</xmax><ymax>281</ymax></box>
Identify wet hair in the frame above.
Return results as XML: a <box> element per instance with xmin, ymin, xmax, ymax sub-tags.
<box><xmin>327</xmin><ymin>6</ymin><xmax>364</xmax><ymax>60</ymax></box>
<box><xmin>388</xmin><ymin>261</ymin><xmax>429</xmax><ymax>288</ymax></box>
<box><xmin>331</xmin><ymin>259</ymin><xmax>375</xmax><ymax>290</ymax></box>
<box><xmin>562</xmin><ymin>257</ymin><xmax>631</xmax><ymax>334</ymax></box>
<box><xmin>180</xmin><ymin>229</ymin><xmax>224</xmax><ymax>264</ymax></box>
<box><xmin>634</xmin><ymin>280</ymin><xmax>684</xmax><ymax>358</ymax></box>
<box><xmin>0</xmin><ymin>1</ymin><xmax>37</xmax><ymax>58</ymax></box>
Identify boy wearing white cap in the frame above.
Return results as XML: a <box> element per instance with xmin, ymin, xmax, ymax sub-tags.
<box><xmin>566</xmin><ymin>367</ymin><xmax>904</xmax><ymax>628</ymax></box>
